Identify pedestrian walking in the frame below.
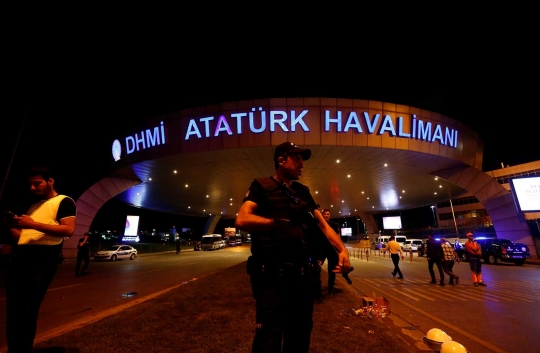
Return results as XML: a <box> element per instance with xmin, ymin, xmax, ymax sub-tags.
<box><xmin>382</xmin><ymin>235</ymin><xmax>404</xmax><ymax>279</ymax></box>
<box><xmin>464</xmin><ymin>232</ymin><xmax>487</xmax><ymax>287</ymax></box>
<box><xmin>75</xmin><ymin>232</ymin><xmax>91</xmax><ymax>276</ymax></box>
<box><xmin>426</xmin><ymin>233</ymin><xmax>445</xmax><ymax>286</ymax></box>
<box><xmin>175</xmin><ymin>236</ymin><xmax>181</xmax><ymax>254</ymax></box>
<box><xmin>235</xmin><ymin>141</ymin><xmax>351</xmax><ymax>353</ymax></box>
<box><xmin>440</xmin><ymin>237</ymin><xmax>459</xmax><ymax>285</ymax></box>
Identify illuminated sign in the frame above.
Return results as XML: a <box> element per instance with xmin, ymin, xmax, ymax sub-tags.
<box><xmin>183</xmin><ymin>109</ymin><xmax>458</xmax><ymax>147</ymax></box>
<box><xmin>509</xmin><ymin>176</ymin><xmax>540</xmax><ymax>212</ymax></box>
<box><xmin>124</xmin><ymin>122</ymin><xmax>166</xmax><ymax>155</ymax></box>
<box><xmin>124</xmin><ymin>215</ymin><xmax>140</xmax><ymax>236</ymax></box>
<box><xmin>185</xmin><ymin>109</ymin><xmax>310</xmax><ymax>139</ymax></box>
<box><xmin>341</xmin><ymin>227</ymin><xmax>352</xmax><ymax>236</ymax></box>
<box><xmin>112</xmin><ymin>121</ymin><xmax>166</xmax><ymax>162</ymax></box>
<box><xmin>112</xmin><ymin>139</ymin><xmax>122</xmax><ymax>161</ymax></box>
<box><xmin>114</xmin><ymin>107</ymin><xmax>460</xmax><ymax>161</ymax></box>
<box><xmin>383</xmin><ymin>216</ymin><xmax>402</xmax><ymax>230</ymax></box>
<box><xmin>121</xmin><ymin>235</ymin><xmax>140</xmax><ymax>242</ymax></box>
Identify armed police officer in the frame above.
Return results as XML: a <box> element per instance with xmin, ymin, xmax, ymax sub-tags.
<box><xmin>235</xmin><ymin>142</ymin><xmax>351</xmax><ymax>353</ymax></box>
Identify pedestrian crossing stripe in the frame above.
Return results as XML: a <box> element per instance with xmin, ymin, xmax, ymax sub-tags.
<box><xmin>359</xmin><ymin>278</ymin><xmax>539</xmax><ymax>302</ymax></box>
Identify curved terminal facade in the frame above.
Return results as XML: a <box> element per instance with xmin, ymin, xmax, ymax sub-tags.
<box><xmin>68</xmin><ymin>98</ymin><xmax>537</xmax><ymax>258</ymax></box>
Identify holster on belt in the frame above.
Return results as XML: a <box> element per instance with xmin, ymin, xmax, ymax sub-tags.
<box><xmin>247</xmin><ymin>255</ymin><xmax>316</xmax><ymax>277</ymax></box>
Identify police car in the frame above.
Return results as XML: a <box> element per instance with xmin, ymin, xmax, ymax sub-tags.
<box><xmin>94</xmin><ymin>244</ymin><xmax>138</xmax><ymax>261</ymax></box>
<box><xmin>459</xmin><ymin>237</ymin><xmax>530</xmax><ymax>265</ymax></box>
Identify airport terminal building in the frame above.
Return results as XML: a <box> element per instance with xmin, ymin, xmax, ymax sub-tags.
<box><xmin>64</xmin><ymin>98</ymin><xmax>539</xmax><ymax>259</ymax></box>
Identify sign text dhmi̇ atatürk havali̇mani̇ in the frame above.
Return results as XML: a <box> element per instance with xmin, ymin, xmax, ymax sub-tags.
<box><xmin>121</xmin><ymin>109</ymin><xmax>459</xmax><ymax>156</ymax></box>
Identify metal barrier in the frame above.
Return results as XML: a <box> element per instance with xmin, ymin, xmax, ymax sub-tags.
<box><xmin>348</xmin><ymin>247</ymin><xmax>424</xmax><ymax>262</ymax></box>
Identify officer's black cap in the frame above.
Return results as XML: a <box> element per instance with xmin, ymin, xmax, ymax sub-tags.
<box><xmin>273</xmin><ymin>142</ymin><xmax>311</xmax><ymax>166</ymax></box>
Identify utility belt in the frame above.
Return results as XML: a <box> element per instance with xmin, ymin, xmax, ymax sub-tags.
<box><xmin>246</xmin><ymin>255</ymin><xmax>318</xmax><ymax>278</ymax></box>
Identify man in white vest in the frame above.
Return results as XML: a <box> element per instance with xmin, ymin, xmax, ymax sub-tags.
<box><xmin>4</xmin><ymin>165</ymin><xmax>77</xmax><ymax>353</ymax></box>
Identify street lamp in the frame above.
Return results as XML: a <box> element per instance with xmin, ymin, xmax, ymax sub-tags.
<box><xmin>430</xmin><ymin>205</ymin><xmax>436</xmax><ymax>227</ymax></box>
<box><xmin>356</xmin><ymin>216</ymin><xmax>360</xmax><ymax>241</ymax></box>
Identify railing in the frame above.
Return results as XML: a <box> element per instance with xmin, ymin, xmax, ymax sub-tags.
<box><xmin>348</xmin><ymin>247</ymin><xmax>424</xmax><ymax>262</ymax></box>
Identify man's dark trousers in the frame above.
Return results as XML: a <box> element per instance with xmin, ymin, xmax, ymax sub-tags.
<box><xmin>250</xmin><ymin>268</ymin><xmax>315</xmax><ymax>353</ymax></box>
<box><xmin>6</xmin><ymin>245</ymin><xmax>60</xmax><ymax>352</ymax></box>
<box><xmin>428</xmin><ymin>258</ymin><xmax>444</xmax><ymax>283</ymax></box>
<box><xmin>75</xmin><ymin>252</ymin><xmax>89</xmax><ymax>275</ymax></box>
<box><xmin>391</xmin><ymin>253</ymin><xmax>403</xmax><ymax>277</ymax></box>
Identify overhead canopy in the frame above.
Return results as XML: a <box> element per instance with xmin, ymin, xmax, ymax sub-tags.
<box><xmin>106</xmin><ymin>98</ymin><xmax>479</xmax><ymax>219</ymax></box>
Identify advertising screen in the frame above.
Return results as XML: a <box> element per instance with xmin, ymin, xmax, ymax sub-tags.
<box><xmin>340</xmin><ymin>227</ymin><xmax>352</xmax><ymax>236</ymax></box>
<box><xmin>124</xmin><ymin>215</ymin><xmax>140</xmax><ymax>236</ymax></box>
<box><xmin>509</xmin><ymin>176</ymin><xmax>540</xmax><ymax>212</ymax></box>
<box><xmin>382</xmin><ymin>216</ymin><xmax>402</xmax><ymax>230</ymax></box>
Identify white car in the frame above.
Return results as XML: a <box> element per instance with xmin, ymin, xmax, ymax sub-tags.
<box><xmin>94</xmin><ymin>245</ymin><xmax>138</xmax><ymax>261</ymax></box>
<box><xmin>402</xmin><ymin>239</ymin><xmax>424</xmax><ymax>252</ymax></box>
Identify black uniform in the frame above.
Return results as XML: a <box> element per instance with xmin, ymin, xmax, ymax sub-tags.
<box><xmin>75</xmin><ymin>236</ymin><xmax>90</xmax><ymax>276</ymax></box>
<box><xmin>426</xmin><ymin>237</ymin><xmax>445</xmax><ymax>285</ymax></box>
<box><xmin>244</xmin><ymin>177</ymin><xmax>319</xmax><ymax>353</ymax></box>
<box><xmin>323</xmin><ymin>221</ymin><xmax>340</xmax><ymax>294</ymax></box>
<box><xmin>175</xmin><ymin>237</ymin><xmax>181</xmax><ymax>254</ymax></box>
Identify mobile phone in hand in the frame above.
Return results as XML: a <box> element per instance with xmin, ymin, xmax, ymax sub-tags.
<box><xmin>2</xmin><ymin>211</ymin><xmax>16</xmax><ymax>220</ymax></box>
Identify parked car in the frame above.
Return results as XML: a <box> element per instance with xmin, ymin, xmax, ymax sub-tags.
<box><xmin>394</xmin><ymin>235</ymin><xmax>407</xmax><ymax>249</ymax></box>
<box><xmin>454</xmin><ymin>242</ymin><xmax>466</xmax><ymax>260</ymax></box>
<box><xmin>235</xmin><ymin>239</ymin><xmax>242</xmax><ymax>246</ymax></box>
<box><xmin>458</xmin><ymin>238</ymin><xmax>531</xmax><ymax>265</ymax></box>
<box><xmin>402</xmin><ymin>239</ymin><xmax>423</xmax><ymax>252</ymax></box>
<box><xmin>377</xmin><ymin>236</ymin><xmax>391</xmax><ymax>245</ymax></box>
<box><xmin>218</xmin><ymin>240</ymin><xmax>227</xmax><ymax>249</ymax></box>
<box><xmin>94</xmin><ymin>244</ymin><xmax>138</xmax><ymax>261</ymax></box>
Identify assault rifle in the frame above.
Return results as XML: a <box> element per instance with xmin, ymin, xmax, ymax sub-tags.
<box><xmin>280</xmin><ymin>185</ymin><xmax>354</xmax><ymax>285</ymax></box>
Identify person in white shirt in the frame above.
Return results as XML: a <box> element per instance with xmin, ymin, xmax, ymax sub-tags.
<box><xmin>4</xmin><ymin>165</ymin><xmax>76</xmax><ymax>352</ymax></box>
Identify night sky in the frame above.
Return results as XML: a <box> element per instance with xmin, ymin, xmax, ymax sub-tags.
<box><xmin>2</xmin><ymin>58</ymin><xmax>539</xmax><ymax>233</ymax></box>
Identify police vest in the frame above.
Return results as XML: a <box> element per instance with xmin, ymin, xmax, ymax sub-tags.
<box><xmin>251</xmin><ymin>177</ymin><xmax>315</xmax><ymax>264</ymax></box>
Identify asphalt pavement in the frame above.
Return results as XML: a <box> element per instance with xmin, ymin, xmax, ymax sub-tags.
<box><xmin>5</xmin><ymin>246</ymin><xmax>539</xmax><ymax>353</ymax></box>
<box><xmin>24</xmin><ymin>246</ymin><xmax>420</xmax><ymax>353</ymax></box>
